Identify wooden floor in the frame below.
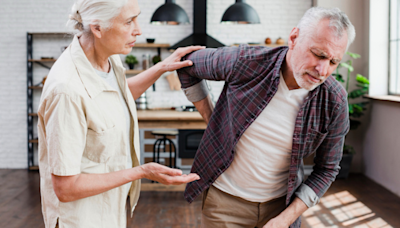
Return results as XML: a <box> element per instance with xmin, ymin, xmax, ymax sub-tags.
<box><xmin>1</xmin><ymin>170</ymin><xmax>399</xmax><ymax>228</ymax></box>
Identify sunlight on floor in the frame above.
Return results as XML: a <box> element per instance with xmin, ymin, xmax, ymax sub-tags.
<box><xmin>302</xmin><ymin>191</ymin><xmax>394</xmax><ymax>228</ymax></box>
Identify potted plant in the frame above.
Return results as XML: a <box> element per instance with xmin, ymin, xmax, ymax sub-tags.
<box><xmin>333</xmin><ymin>52</ymin><xmax>370</xmax><ymax>179</ymax></box>
<box><xmin>152</xmin><ymin>55</ymin><xmax>161</xmax><ymax>65</ymax></box>
<box><xmin>125</xmin><ymin>55</ymin><xmax>138</xmax><ymax>69</ymax></box>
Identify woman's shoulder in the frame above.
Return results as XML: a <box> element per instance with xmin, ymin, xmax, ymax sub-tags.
<box><xmin>42</xmin><ymin>51</ymin><xmax>87</xmax><ymax>103</ymax></box>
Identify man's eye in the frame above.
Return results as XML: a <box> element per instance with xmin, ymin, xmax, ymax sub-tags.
<box><xmin>313</xmin><ymin>52</ymin><xmax>322</xmax><ymax>58</ymax></box>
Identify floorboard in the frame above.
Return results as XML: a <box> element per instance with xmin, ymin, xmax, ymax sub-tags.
<box><xmin>0</xmin><ymin>170</ymin><xmax>399</xmax><ymax>228</ymax></box>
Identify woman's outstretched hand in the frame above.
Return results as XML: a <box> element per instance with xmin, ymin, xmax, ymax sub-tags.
<box><xmin>139</xmin><ymin>162</ymin><xmax>200</xmax><ymax>185</ymax></box>
<box><xmin>159</xmin><ymin>46</ymin><xmax>205</xmax><ymax>72</ymax></box>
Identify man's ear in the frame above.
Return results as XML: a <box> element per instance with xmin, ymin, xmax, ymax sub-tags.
<box><xmin>288</xmin><ymin>27</ymin><xmax>300</xmax><ymax>50</ymax></box>
<box><xmin>90</xmin><ymin>24</ymin><xmax>102</xmax><ymax>39</ymax></box>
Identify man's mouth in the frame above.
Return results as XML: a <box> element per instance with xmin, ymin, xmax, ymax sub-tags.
<box><xmin>306</xmin><ymin>73</ymin><xmax>321</xmax><ymax>83</ymax></box>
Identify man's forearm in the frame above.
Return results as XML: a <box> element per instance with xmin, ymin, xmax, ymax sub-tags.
<box><xmin>193</xmin><ymin>94</ymin><xmax>214</xmax><ymax>124</ymax></box>
<box><xmin>280</xmin><ymin>197</ymin><xmax>308</xmax><ymax>223</ymax></box>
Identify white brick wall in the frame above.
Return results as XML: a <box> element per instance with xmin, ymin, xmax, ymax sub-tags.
<box><xmin>0</xmin><ymin>0</ymin><xmax>311</xmax><ymax>168</ymax></box>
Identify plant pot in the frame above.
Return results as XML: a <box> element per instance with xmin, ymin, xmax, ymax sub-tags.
<box><xmin>336</xmin><ymin>153</ymin><xmax>353</xmax><ymax>179</ymax></box>
<box><xmin>128</xmin><ymin>63</ymin><xmax>135</xmax><ymax>70</ymax></box>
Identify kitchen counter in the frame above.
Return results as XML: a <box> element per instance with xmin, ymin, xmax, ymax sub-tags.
<box><xmin>137</xmin><ymin>110</ymin><xmax>207</xmax><ymax>129</ymax></box>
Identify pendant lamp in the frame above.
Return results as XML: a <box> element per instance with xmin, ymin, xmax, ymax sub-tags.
<box><xmin>221</xmin><ymin>0</ymin><xmax>260</xmax><ymax>24</ymax></box>
<box><xmin>151</xmin><ymin>0</ymin><xmax>190</xmax><ymax>25</ymax></box>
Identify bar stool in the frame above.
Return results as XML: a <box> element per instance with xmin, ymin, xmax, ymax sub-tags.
<box><xmin>151</xmin><ymin>130</ymin><xmax>178</xmax><ymax>168</ymax></box>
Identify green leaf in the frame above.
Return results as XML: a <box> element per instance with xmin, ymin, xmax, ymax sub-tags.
<box><xmin>343</xmin><ymin>144</ymin><xmax>356</xmax><ymax>154</ymax></box>
<box><xmin>333</xmin><ymin>73</ymin><xmax>345</xmax><ymax>83</ymax></box>
<box><xmin>356</xmin><ymin>74</ymin><xmax>369</xmax><ymax>85</ymax></box>
<box><xmin>349</xmin><ymin>89</ymin><xmax>367</xmax><ymax>99</ymax></box>
<box><xmin>340</xmin><ymin>62</ymin><xmax>354</xmax><ymax>72</ymax></box>
<box><xmin>346</xmin><ymin>52</ymin><xmax>361</xmax><ymax>59</ymax></box>
<box><xmin>353</xmin><ymin>104</ymin><xmax>363</xmax><ymax>112</ymax></box>
<box><xmin>356</xmin><ymin>84</ymin><xmax>369</xmax><ymax>89</ymax></box>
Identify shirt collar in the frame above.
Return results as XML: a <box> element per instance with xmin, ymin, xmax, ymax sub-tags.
<box><xmin>70</xmin><ymin>35</ymin><xmax>126</xmax><ymax>99</ymax></box>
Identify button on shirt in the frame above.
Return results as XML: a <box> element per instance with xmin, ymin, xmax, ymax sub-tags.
<box><xmin>37</xmin><ymin>36</ymin><xmax>141</xmax><ymax>228</ymax></box>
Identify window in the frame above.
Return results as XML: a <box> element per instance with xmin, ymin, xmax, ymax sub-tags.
<box><xmin>390</xmin><ymin>0</ymin><xmax>400</xmax><ymax>94</ymax></box>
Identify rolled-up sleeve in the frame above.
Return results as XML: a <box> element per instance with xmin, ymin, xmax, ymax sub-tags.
<box><xmin>42</xmin><ymin>93</ymin><xmax>87</xmax><ymax>176</ymax></box>
<box><xmin>295</xmin><ymin>183</ymin><xmax>320</xmax><ymax>208</ymax></box>
<box><xmin>299</xmin><ymin>99</ymin><xmax>349</xmax><ymax>206</ymax></box>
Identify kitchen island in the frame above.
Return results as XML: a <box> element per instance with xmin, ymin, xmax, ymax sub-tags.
<box><xmin>137</xmin><ymin>110</ymin><xmax>207</xmax><ymax>129</ymax></box>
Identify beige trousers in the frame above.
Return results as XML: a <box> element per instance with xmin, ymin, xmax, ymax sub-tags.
<box><xmin>201</xmin><ymin>185</ymin><xmax>287</xmax><ymax>228</ymax></box>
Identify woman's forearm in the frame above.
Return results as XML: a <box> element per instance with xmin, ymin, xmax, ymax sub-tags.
<box><xmin>52</xmin><ymin>166</ymin><xmax>145</xmax><ymax>202</ymax></box>
<box><xmin>127</xmin><ymin>63</ymin><xmax>165</xmax><ymax>100</ymax></box>
<box><xmin>126</xmin><ymin>46</ymin><xmax>205</xmax><ymax>100</ymax></box>
<box><xmin>52</xmin><ymin>162</ymin><xmax>199</xmax><ymax>203</ymax></box>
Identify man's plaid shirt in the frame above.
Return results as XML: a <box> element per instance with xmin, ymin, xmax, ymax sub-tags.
<box><xmin>177</xmin><ymin>45</ymin><xmax>349</xmax><ymax>228</ymax></box>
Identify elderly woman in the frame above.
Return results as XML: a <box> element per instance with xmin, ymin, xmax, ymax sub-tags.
<box><xmin>37</xmin><ymin>0</ymin><xmax>203</xmax><ymax>227</ymax></box>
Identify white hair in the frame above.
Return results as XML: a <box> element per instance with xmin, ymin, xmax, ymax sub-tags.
<box><xmin>67</xmin><ymin>0</ymin><xmax>129</xmax><ymax>36</ymax></box>
<box><xmin>297</xmin><ymin>7</ymin><xmax>356</xmax><ymax>50</ymax></box>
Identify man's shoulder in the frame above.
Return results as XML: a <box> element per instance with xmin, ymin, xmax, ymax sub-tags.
<box><xmin>237</xmin><ymin>44</ymin><xmax>289</xmax><ymax>61</ymax></box>
<box><xmin>320</xmin><ymin>76</ymin><xmax>348</xmax><ymax>103</ymax></box>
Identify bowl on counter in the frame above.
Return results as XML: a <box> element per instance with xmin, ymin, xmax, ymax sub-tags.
<box><xmin>146</xmin><ymin>38</ymin><xmax>155</xmax><ymax>43</ymax></box>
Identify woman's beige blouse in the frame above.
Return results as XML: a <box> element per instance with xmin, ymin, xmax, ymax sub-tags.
<box><xmin>37</xmin><ymin>36</ymin><xmax>141</xmax><ymax>228</ymax></box>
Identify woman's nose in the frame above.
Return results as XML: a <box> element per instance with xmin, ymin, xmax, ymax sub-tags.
<box><xmin>133</xmin><ymin>22</ymin><xmax>142</xmax><ymax>36</ymax></box>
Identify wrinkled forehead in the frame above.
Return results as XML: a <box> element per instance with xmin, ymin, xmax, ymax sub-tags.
<box><xmin>308</xmin><ymin>20</ymin><xmax>348</xmax><ymax>59</ymax></box>
<box><xmin>119</xmin><ymin>0</ymin><xmax>141</xmax><ymax>19</ymax></box>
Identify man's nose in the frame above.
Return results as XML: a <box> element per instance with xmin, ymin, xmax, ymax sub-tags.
<box><xmin>316</xmin><ymin>60</ymin><xmax>329</xmax><ymax>77</ymax></box>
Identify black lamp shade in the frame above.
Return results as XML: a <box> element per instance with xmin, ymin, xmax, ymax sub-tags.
<box><xmin>221</xmin><ymin>0</ymin><xmax>260</xmax><ymax>24</ymax></box>
<box><xmin>151</xmin><ymin>0</ymin><xmax>190</xmax><ymax>25</ymax></box>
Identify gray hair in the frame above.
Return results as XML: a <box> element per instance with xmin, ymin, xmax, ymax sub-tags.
<box><xmin>297</xmin><ymin>7</ymin><xmax>356</xmax><ymax>50</ymax></box>
<box><xmin>67</xmin><ymin>0</ymin><xmax>128</xmax><ymax>36</ymax></box>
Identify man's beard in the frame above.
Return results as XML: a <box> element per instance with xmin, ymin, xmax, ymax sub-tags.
<box><xmin>293</xmin><ymin>70</ymin><xmax>324</xmax><ymax>91</ymax></box>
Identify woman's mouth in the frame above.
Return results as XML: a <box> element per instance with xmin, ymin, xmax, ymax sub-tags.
<box><xmin>128</xmin><ymin>41</ymin><xmax>136</xmax><ymax>47</ymax></box>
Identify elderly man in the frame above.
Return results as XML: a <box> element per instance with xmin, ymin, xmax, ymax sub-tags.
<box><xmin>177</xmin><ymin>7</ymin><xmax>355</xmax><ymax>228</ymax></box>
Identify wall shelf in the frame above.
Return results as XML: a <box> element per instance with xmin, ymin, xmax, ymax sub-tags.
<box><xmin>28</xmin><ymin>59</ymin><xmax>57</xmax><ymax>62</ymax></box>
<box><xmin>27</xmin><ymin>32</ymin><xmax>71</xmax><ymax>171</ymax></box>
<box><xmin>29</xmin><ymin>139</ymin><xmax>38</xmax><ymax>144</ymax></box>
<box><xmin>28</xmin><ymin>165</ymin><xmax>39</xmax><ymax>171</ymax></box>
<box><xmin>28</xmin><ymin>32</ymin><xmax>70</xmax><ymax>36</ymax></box>
<box><xmin>28</xmin><ymin>86</ymin><xmax>43</xmax><ymax>90</ymax></box>
<box><xmin>134</xmin><ymin>43</ymin><xmax>170</xmax><ymax>48</ymax></box>
<box><xmin>126</xmin><ymin>69</ymin><xmax>144</xmax><ymax>75</ymax></box>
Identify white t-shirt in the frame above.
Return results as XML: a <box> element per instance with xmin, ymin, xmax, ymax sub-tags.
<box><xmin>94</xmin><ymin>63</ymin><xmax>132</xmax><ymax>193</ymax></box>
<box><xmin>213</xmin><ymin>72</ymin><xmax>309</xmax><ymax>202</ymax></box>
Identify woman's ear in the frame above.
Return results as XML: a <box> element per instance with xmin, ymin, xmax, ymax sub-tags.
<box><xmin>288</xmin><ymin>27</ymin><xmax>300</xmax><ymax>50</ymax></box>
<box><xmin>90</xmin><ymin>24</ymin><xmax>102</xmax><ymax>39</ymax></box>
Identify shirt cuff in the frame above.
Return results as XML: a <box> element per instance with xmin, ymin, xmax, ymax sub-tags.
<box><xmin>294</xmin><ymin>183</ymin><xmax>320</xmax><ymax>208</ymax></box>
<box><xmin>182</xmin><ymin>80</ymin><xmax>209</xmax><ymax>103</ymax></box>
